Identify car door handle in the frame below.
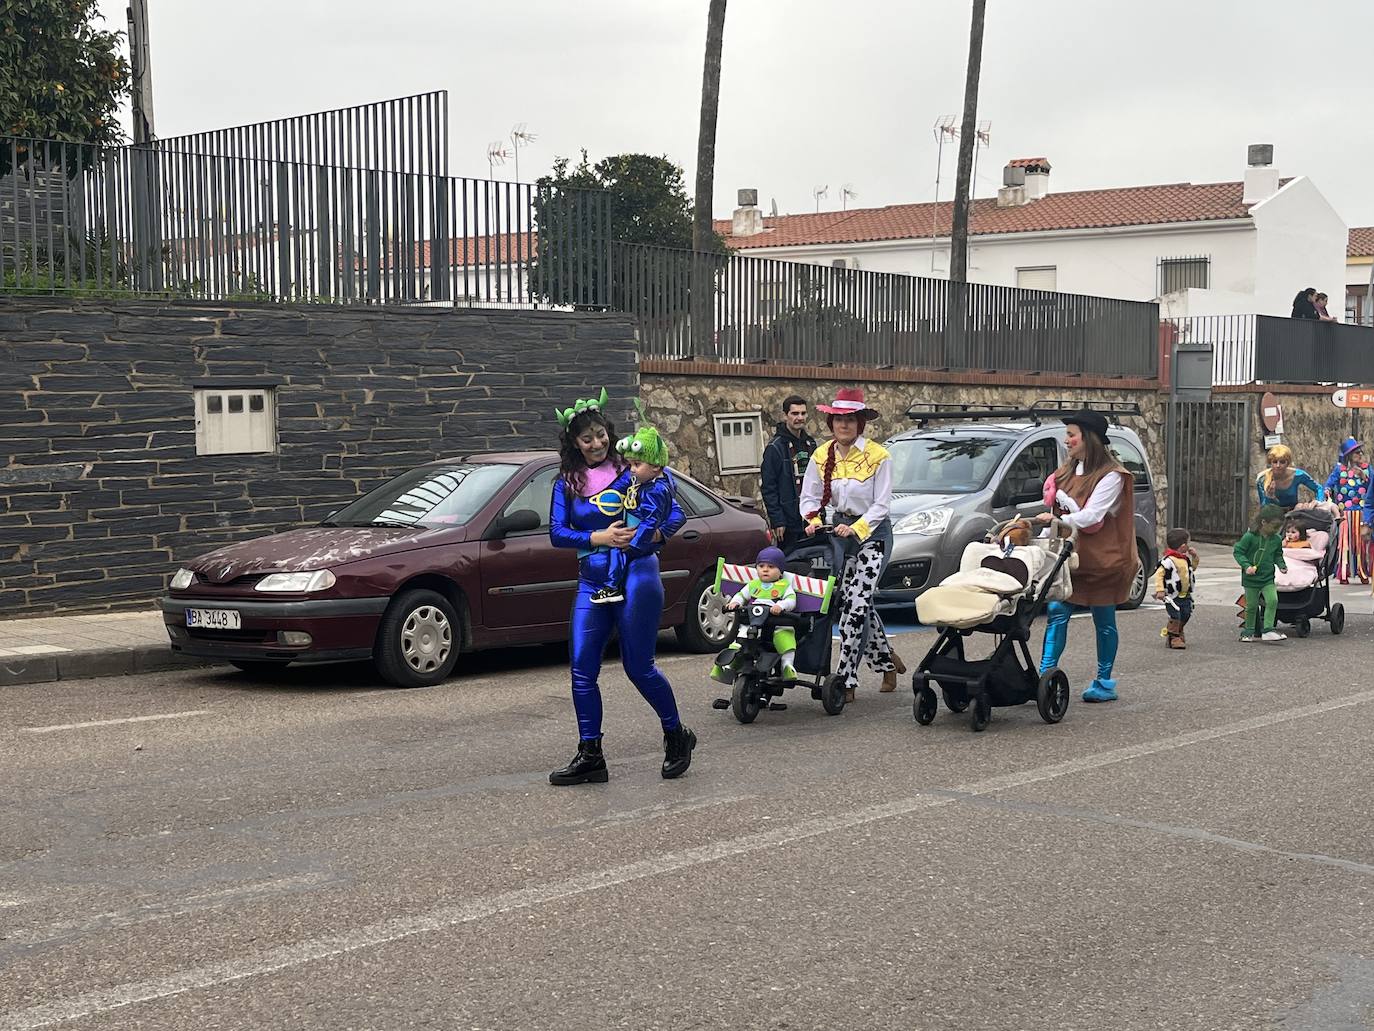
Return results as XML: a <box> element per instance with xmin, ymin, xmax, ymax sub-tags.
<box><xmin>681</xmin><ymin>530</ymin><xmax>701</xmax><ymax>541</ymax></box>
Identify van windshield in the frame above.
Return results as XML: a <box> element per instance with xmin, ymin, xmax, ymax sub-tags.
<box><xmin>887</xmin><ymin>435</ymin><xmax>1012</xmax><ymax>494</ymax></box>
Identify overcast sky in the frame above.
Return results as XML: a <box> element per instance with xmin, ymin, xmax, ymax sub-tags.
<box><xmin>97</xmin><ymin>0</ymin><xmax>1374</xmax><ymax>228</ymax></box>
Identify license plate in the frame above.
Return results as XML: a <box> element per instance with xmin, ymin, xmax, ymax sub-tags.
<box><xmin>186</xmin><ymin>608</ymin><xmax>242</xmax><ymax>630</ymax></box>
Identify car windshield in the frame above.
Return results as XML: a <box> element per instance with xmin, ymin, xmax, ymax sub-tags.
<box><xmin>887</xmin><ymin>435</ymin><xmax>1013</xmax><ymax>494</ymax></box>
<box><xmin>327</xmin><ymin>464</ymin><xmax>519</xmax><ymax>529</ymax></box>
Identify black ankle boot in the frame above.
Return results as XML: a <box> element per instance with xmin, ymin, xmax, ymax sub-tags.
<box><xmin>549</xmin><ymin>738</ymin><xmax>608</xmax><ymax>786</ymax></box>
<box><xmin>661</xmin><ymin>725</ymin><xmax>697</xmax><ymax>780</ymax></box>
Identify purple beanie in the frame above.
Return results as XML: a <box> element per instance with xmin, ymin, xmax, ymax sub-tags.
<box><xmin>756</xmin><ymin>546</ymin><xmax>787</xmax><ymax>568</ymax></box>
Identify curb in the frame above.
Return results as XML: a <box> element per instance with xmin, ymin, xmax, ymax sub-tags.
<box><xmin>0</xmin><ymin>646</ymin><xmax>223</xmax><ymax>688</ymax></box>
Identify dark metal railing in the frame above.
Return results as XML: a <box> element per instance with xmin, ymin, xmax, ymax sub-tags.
<box><xmin>153</xmin><ymin>92</ymin><xmax>450</xmax><ymax>176</ymax></box>
<box><xmin>0</xmin><ymin>135</ymin><xmax>610</xmax><ymax>308</ymax></box>
<box><xmin>616</xmin><ymin>242</ymin><xmax>1160</xmax><ymax>377</ymax></box>
<box><xmin>1165</xmin><ymin>314</ymin><xmax>1374</xmax><ymax>385</ymax></box>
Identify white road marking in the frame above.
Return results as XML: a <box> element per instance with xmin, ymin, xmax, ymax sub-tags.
<box><xmin>5</xmin><ymin>686</ymin><xmax>1373</xmax><ymax>1030</ymax></box>
<box><xmin>20</xmin><ymin>711</ymin><xmax>212</xmax><ymax>735</ymax></box>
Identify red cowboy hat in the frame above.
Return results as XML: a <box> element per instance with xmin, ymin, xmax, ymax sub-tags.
<box><xmin>815</xmin><ymin>387</ymin><xmax>880</xmax><ymax>421</ymax></box>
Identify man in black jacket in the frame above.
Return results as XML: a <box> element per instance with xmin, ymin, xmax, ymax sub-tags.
<box><xmin>760</xmin><ymin>395</ymin><xmax>817</xmax><ymax>553</ymax></box>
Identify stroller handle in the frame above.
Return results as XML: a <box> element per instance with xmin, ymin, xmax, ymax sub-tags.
<box><xmin>988</xmin><ymin>516</ymin><xmax>1077</xmax><ymax>547</ymax></box>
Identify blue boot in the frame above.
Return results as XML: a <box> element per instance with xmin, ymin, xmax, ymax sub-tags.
<box><xmin>1082</xmin><ymin>678</ymin><xmax>1118</xmax><ymax>703</ymax></box>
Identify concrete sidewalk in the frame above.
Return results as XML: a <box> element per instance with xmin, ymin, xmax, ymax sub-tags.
<box><xmin>0</xmin><ymin>609</ymin><xmax>213</xmax><ymax>688</ymax></box>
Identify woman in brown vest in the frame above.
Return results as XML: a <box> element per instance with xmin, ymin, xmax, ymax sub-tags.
<box><xmin>1033</xmin><ymin>411</ymin><xmax>1138</xmax><ymax>703</ymax></box>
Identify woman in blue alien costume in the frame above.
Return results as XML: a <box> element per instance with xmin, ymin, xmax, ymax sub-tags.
<box><xmin>547</xmin><ymin>390</ymin><xmax>697</xmax><ymax>786</ymax></box>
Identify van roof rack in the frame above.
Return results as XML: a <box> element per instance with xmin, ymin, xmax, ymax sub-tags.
<box><xmin>904</xmin><ymin>398</ymin><xmax>1142</xmax><ymax>428</ymax></box>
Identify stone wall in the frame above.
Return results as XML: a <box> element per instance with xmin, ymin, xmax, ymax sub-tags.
<box><xmin>0</xmin><ymin>297</ymin><xmax>636</xmax><ymax>615</ymax></box>
<box><xmin>640</xmin><ymin>361</ymin><xmax>1167</xmax><ymax>533</ymax></box>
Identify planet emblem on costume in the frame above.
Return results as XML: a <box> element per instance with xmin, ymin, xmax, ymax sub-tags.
<box><xmin>590</xmin><ymin>489</ymin><xmax>625</xmax><ymax>517</ymax></box>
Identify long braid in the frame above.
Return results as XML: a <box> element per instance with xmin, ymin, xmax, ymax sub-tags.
<box><xmin>808</xmin><ymin>443</ymin><xmax>838</xmax><ymax>521</ymax></box>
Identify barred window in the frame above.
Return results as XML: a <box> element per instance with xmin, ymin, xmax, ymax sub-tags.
<box><xmin>1158</xmin><ymin>256</ymin><xmax>1210</xmax><ymax>295</ymax></box>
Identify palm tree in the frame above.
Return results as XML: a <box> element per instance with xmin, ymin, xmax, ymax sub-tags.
<box><xmin>949</xmin><ymin>0</ymin><xmax>986</xmax><ymax>285</ymax></box>
<box><xmin>690</xmin><ymin>0</ymin><xmax>727</xmax><ymax>356</ymax></box>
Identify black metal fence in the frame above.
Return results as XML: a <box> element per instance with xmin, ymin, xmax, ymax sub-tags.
<box><xmin>1165</xmin><ymin>314</ymin><xmax>1374</xmax><ymax>385</ymax></box>
<box><xmin>153</xmin><ymin>92</ymin><xmax>450</xmax><ymax>177</ymax></box>
<box><xmin>616</xmin><ymin>242</ymin><xmax>1160</xmax><ymax>377</ymax></box>
<box><xmin>0</xmin><ymin>135</ymin><xmax>610</xmax><ymax>308</ymax></box>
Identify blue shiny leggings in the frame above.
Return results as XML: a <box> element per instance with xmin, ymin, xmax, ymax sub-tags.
<box><xmin>1039</xmin><ymin>600</ymin><xmax>1118</xmax><ymax>681</ymax></box>
<box><xmin>568</xmin><ymin>553</ymin><xmax>681</xmax><ymax>740</ymax></box>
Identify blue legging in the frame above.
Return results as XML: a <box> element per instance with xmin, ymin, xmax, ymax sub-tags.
<box><xmin>1039</xmin><ymin>600</ymin><xmax>1118</xmax><ymax>681</ymax></box>
<box><xmin>568</xmin><ymin>552</ymin><xmax>681</xmax><ymax>740</ymax></box>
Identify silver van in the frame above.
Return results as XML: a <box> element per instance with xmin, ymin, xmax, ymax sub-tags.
<box><xmin>876</xmin><ymin>403</ymin><xmax>1158</xmax><ymax>611</ymax></box>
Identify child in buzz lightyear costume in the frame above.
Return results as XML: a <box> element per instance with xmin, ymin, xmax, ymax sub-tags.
<box><xmin>589</xmin><ymin>406</ymin><xmax>679</xmax><ymax>606</ymax></box>
<box><xmin>710</xmin><ymin>546</ymin><xmax>799</xmax><ymax>683</ymax></box>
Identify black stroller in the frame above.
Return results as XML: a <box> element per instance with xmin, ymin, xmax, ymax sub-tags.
<box><xmin>1273</xmin><ymin>507</ymin><xmax>1346</xmax><ymax>637</ymax></box>
<box><xmin>709</xmin><ymin>529</ymin><xmax>846</xmax><ymax>722</ymax></box>
<box><xmin>911</xmin><ymin>521</ymin><xmax>1076</xmax><ymax>732</ymax></box>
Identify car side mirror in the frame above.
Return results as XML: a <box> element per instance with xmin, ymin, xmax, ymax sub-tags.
<box><xmin>494</xmin><ymin>509</ymin><xmax>542</xmax><ymax>537</ymax></box>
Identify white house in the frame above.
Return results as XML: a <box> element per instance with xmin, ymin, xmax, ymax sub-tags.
<box><xmin>717</xmin><ymin>147</ymin><xmax>1349</xmax><ymax>321</ymax></box>
<box><xmin>1348</xmin><ymin>228</ymin><xmax>1373</xmax><ymax>325</ymax></box>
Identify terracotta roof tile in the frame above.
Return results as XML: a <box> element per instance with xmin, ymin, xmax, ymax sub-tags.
<box><xmin>1008</xmin><ymin>157</ymin><xmax>1051</xmax><ymax>171</ymax></box>
<box><xmin>715</xmin><ymin>180</ymin><xmax>1271</xmax><ymax>251</ymax></box>
<box><xmin>1349</xmin><ymin>226</ymin><xmax>1374</xmax><ymax>258</ymax></box>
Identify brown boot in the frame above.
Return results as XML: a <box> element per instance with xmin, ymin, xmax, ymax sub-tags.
<box><xmin>879</xmin><ymin>650</ymin><xmax>907</xmax><ymax>692</ymax></box>
<box><xmin>845</xmin><ymin>687</ymin><xmax>856</xmax><ymax>703</ymax></box>
<box><xmin>1166</xmin><ymin>619</ymin><xmax>1186</xmax><ymax>649</ymax></box>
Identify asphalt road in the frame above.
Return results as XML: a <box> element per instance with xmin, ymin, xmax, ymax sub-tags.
<box><xmin>3</xmin><ymin>587</ymin><xmax>1373</xmax><ymax>1030</ymax></box>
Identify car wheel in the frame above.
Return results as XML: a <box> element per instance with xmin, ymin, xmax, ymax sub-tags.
<box><xmin>1119</xmin><ymin>541</ymin><xmax>1150</xmax><ymax>611</ymax></box>
<box><xmin>675</xmin><ymin>574</ymin><xmax>737</xmax><ymax>653</ymax></box>
<box><xmin>374</xmin><ymin>588</ymin><xmax>460</xmax><ymax>688</ymax></box>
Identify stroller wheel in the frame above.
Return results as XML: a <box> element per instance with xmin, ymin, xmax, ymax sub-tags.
<box><xmin>1036</xmin><ymin>668</ymin><xmax>1070</xmax><ymax>724</ymax></box>
<box><xmin>1330</xmin><ymin>603</ymin><xmax>1346</xmax><ymax>635</ymax></box>
<box><xmin>1295</xmin><ymin>619</ymin><xmax>1312</xmax><ymax>638</ymax></box>
<box><xmin>821</xmin><ymin>674</ymin><xmax>847</xmax><ymax>716</ymax></box>
<box><xmin>731</xmin><ymin>677</ymin><xmax>762</xmax><ymax>724</ymax></box>
<box><xmin>941</xmin><ymin>687</ymin><xmax>969</xmax><ymax>714</ymax></box>
<box><xmin>914</xmin><ymin>686</ymin><xmax>938</xmax><ymax>725</ymax></box>
<box><xmin>970</xmin><ymin>695</ymin><xmax>991</xmax><ymax>733</ymax></box>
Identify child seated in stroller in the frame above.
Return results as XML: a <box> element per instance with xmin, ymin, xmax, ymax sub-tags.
<box><xmin>711</xmin><ymin>547</ymin><xmax>799</xmax><ymax>682</ymax></box>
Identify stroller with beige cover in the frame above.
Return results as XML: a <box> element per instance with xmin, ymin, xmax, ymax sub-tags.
<box><xmin>911</xmin><ymin>519</ymin><xmax>1077</xmax><ymax>732</ymax></box>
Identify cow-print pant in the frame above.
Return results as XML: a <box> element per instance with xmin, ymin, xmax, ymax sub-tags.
<box><xmin>834</xmin><ymin>536</ymin><xmax>897</xmax><ymax>692</ymax></box>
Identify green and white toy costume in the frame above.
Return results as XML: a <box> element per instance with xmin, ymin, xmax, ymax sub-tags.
<box><xmin>710</xmin><ymin>575</ymin><xmax>799</xmax><ymax>683</ymax></box>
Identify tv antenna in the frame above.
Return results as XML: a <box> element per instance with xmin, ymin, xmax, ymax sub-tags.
<box><xmin>509</xmin><ymin>123</ymin><xmax>537</xmax><ymax>182</ymax></box>
<box><xmin>770</xmin><ymin>197</ymin><xmax>779</xmax><ymax>217</ymax></box>
<box><xmin>970</xmin><ymin>120</ymin><xmax>992</xmax><ymax>203</ymax></box>
<box><xmin>841</xmin><ymin>184</ymin><xmax>858</xmax><ymax>210</ymax></box>
<box><xmin>813</xmin><ymin>184</ymin><xmax>829</xmax><ymax>213</ymax></box>
<box><xmin>486</xmin><ymin>141</ymin><xmax>511</xmax><ymax>180</ymax></box>
<box><xmin>931</xmin><ymin>116</ymin><xmax>959</xmax><ymax>273</ymax></box>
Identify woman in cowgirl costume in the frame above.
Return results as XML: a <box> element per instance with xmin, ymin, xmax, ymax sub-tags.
<box><xmin>799</xmin><ymin>387</ymin><xmax>905</xmax><ymax>703</ymax></box>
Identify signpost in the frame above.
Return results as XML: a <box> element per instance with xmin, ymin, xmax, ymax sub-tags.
<box><xmin>1331</xmin><ymin>387</ymin><xmax>1374</xmax><ymax>409</ymax></box>
<box><xmin>1260</xmin><ymin>391</ymin><xmax>1284</xmax><ymax>449</ymax></box>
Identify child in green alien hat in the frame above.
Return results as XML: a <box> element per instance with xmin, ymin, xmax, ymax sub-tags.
<box><xmin>590</xmin><ymin>409</ymin><xmax>679</xmax><ymax>605</ymax></box>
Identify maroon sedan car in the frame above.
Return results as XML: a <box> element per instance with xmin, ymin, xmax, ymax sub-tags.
<box><xmin>163</xmin><ymin>451</ymin><xmax>769</xmax><ymax>686</ymax></box>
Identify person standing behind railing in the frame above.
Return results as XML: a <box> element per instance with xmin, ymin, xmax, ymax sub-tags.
<box><xmin>1314</xmin><ymin>292</ymin><xmax>1337</xmax><ymax>322</ymax></box>
<box><xmin>1291</xmin><ymin>288</ymin><xmax>1319</xmax><ymax>320</ymax></box>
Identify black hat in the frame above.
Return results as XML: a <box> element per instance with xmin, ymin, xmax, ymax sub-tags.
<box><xmin>1064</xmin><ymin>410</ymin><xmax>1109</xmax><ymax>443</ymax></box>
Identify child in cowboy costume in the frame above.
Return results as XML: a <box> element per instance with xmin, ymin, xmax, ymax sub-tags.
<box><xmin>1153</xmin><ymin>527</ymin><xmax>1200</xmax><ymax>650</ymax></box>
<box><xmin>590</xmin><ymin>409</ymin><xmax>678</xmax><ymax>605</ymax></box>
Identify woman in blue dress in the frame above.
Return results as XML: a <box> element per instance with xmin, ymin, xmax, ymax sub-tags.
<box><xmin>1255</xmin><ymin>444</ymin><xmax>1325</xmax><ymax>511</ymax></box>
<box><xmin>547</xmin><ymin>392</ymin><xmax>696</xmax><ymax>786</ymax></box>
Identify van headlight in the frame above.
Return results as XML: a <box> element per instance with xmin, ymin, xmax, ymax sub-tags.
<box><xmin>254</xmin><ymin>570</ymin><xmax>337</xmax><ymax>593</ymax></box>
<box><xmin>169</xmin><ymin>568</ymin><xmax>196</xmax><ymax>590</ymax></box>
<box><xmin>893</xmin><ymin>508</ymin><xmax>952</xmax><ymax>536</ymax></box>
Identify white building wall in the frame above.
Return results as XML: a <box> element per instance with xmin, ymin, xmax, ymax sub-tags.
<box><xmin>734</xmin><ymin>221</ymin><xmax>1258</xmax><ymax>303</ymax></box>
<box><xmin>1248</xmin><ymin>177</ymin><xmax>1349</xmax><ymax>320</ymax></box>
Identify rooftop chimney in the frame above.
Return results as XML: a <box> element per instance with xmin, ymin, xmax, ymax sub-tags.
<box><xmin>732</xmin><ymin>188</ymin><xmax>765</xmax><ymax>237</ymax></box>
<box><xmin>1243</xmin><ymin>144</ymin><xmax>1279</xmax><ymax>204</ymax></box>
<box><xmin>996</xmin><ymin>157</ymin><xmax>1051</xmax><ymax>207</ymax></box>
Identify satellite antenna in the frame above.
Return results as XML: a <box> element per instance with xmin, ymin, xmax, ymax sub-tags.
<box><xmin>770</xmin><ymin>197</ymin><xmax>779</xmax><ymax>217</ymax></box>
<box><xmin>486</xmin><ymin>141</ymin><xmax>511</xmax><ymax>180</ymax></box>
<box><xmin>931</xmin><ymin>116</ymin><xmax>959</xmax><ymax>273</ymax></box>
<box><xmin>813</xmin><ymin>184</ymin><xmax>829</xmax><ymax>213</ymax></box>
<box><xmin>841</xmin><ymin>184</ymin><xmax>858</xmax><ymax>211</ymax></box>
<box><xmin>509</xmin><ymin>123</ymin><xmax>538</xmax><ymax>182</ymax></box>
